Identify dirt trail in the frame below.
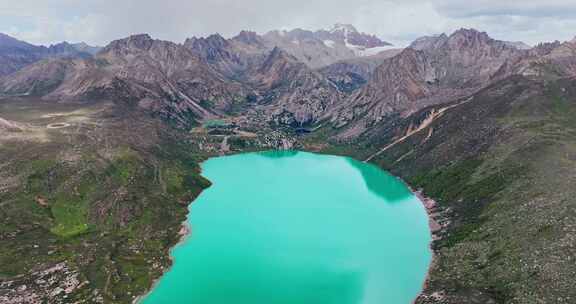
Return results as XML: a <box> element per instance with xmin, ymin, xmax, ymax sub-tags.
<box><xmin>235</xmin><ymin>130</ymin><xmax>257</xmax><ymax>138</ymax></box>
<box><xmin>220</xmin><ymin>136</ymin><xmax>230</xmax><ymax>154</ymax></box>
<box><xmin>364</xmin><ymin>97</ymin><xmax>473</xmax><ymax>162</ymax></box>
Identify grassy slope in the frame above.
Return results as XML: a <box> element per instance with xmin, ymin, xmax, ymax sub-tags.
<box><xmin>0</xmin><ymin>99</ymin><xmax>211</xmax><ymax>303</ymax></box>
<box><xmin>326</xmin><ymin>75</ymin><xmax>576</xmax><ymax>303</ymax></box>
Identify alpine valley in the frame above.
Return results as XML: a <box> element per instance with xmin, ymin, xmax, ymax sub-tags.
<box><xmin>1</xmin><ymin>23</ymin><xmax>575</xmax><ymax>304</ymax></box>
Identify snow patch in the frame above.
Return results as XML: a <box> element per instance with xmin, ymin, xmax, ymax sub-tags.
<box><xmin>503</xmin><ymin>41</ymin><xmax>532</xmax><ymax>50</ymax></box>
<box><xmin>357</xmin><ymin>45</ymin><xmax>398</xmax><ymax>56</ymax></box>
<box><xmin>323</xmin><ymin>40</ymin><xmax>336</xmax><ymax>48</ymax></box>
<box><xmin>344</xmin><ymin>40</ymin><xmax>397</xmax><ymax>56</ymax></box>
<box><xmin>330</xmin><ymin>23</ymin><xmax>357</xmax><ymax>36</ymax></box>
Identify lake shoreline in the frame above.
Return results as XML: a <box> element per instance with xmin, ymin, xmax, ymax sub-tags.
<box><xmin>133</xmin><ymin>151</ymin><xmax>214</xmax><ymax>304</ymax></box>
<box><xmin>132</xmin><ymin>196</ymin><xmax>197</xmax><ymax>304</ymax></box>
<box><xmin>405</xmin><ymin>182</ymin><xmax>447</xmax><ymax>304</ymax></box>
<box><xmin>412</xmin><ymin>189</ymin><xmax>444</xmax><ymax>303</ymax></box>
<box><xmin>137</xmin><ymin>151</ymin><xmax>436</xmax><ymax>304</ymax></box>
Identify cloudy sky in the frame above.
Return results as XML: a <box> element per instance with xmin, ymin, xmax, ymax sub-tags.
<box><xmin>1</xmin><ymin>0</ymin><xmax>575</xmax><ymax>47</ymax></box>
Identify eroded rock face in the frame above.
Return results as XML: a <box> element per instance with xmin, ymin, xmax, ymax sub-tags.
<box><xmin>248</xmin><ymin>47</ymin><xmax>343</xmax><ymax>126</ymax></box>
<box><xmin>319</xmin><ymin>49</ymin><xmax>403</xmax><ymax>92</ymax></box>
<box><xmin>409</xmin><ymin>34</ymin><xmax>449</xmax><ymax>51</ymax></box>
<box><xmin>184</xmin><ymin>37</ymin><xmax>345</xmax><ymax>126</ymax></box>
<box><xmin>493</xmin><ymin>39</ymin><xmax>576</xmax><ymax>80</ymax></box>
<box><xmin>327</xmin><ymin>23</ymin><xmax>390</xmax><ymax>49</ymax></box>
<box><xmin>0</xmin><ymin>262</ymin><xmax>97</xmax><ymax>304</ymax></box>
<box><xmin>2</xmin><ymin>27</ymin><xmax>574</xmax><ymax>133</ymax></box>
<box><xmin>0</xmin><ymin>117</ymin><xmax>23</xmax><ymax>131</ymax></box>
<box><xmin>185</xmin><ymin>23</ymin><xmax>394</xmax><ymax>72</ymax></box>
<box><xmin>331</xmin><ymin>29</ymin><xmax>528</xmax><ymax>138</ymax></box>
<box><xmin>0</xmin><ymin>25</ymin><xmax>394</xmax><ymax>129</ymax></box>
<box><xmin>0</xmin><ymin>34</ymin><xmax>250</xmax><ymax>127</ymax></box>
<box><xmin>0</xmin><ymin>33</ymin><xmax>97</xmax><ymax>77</ymax></box>
<box><xmin>261</xmin><ymin>24</ymin><xmax>393</xmax><ymax>69</ymax></box>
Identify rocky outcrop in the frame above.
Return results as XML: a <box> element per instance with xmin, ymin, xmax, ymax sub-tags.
<box><xmin>319</xmin><ymin>48</ymin><xmax>403</xmax><ymax>92</ymax></box>
<box><xmin>0</xmin><ymin>33</ymin><xmax>48</xmax><ymax>77</ymax></box>
<box><xmin>0</xmin><ymin>262</ymin><xmax>95</xmax><ymax>304</ymax></box>
<box><xmin>185</xmin><ymin>24</ymin><xmax>394</xmax><ymax>73</ymax></box>
<box><xmin>324</xmin><ymin>23</ymin><xmax>391</xmax><ymax>49</ymax></box>
<box><xmin>0</xmin><ymin>33</ymin><xmax>97</xmax><ymax>77</ymax></box>
<box><xmin>331</xmin><ymin>29</ymin><xmax>526</xmax><ymax>137</ymax></box>
<box><xmin>261</xmin><ymin>24</ymin><xmax>393</xmax><ymax>68</ymax></box>
<box><xmin>491</xmin><ymin>39</ymin><xmax>576</xmax><ymax>81</ymax></box>
<box><xmin>0</xmin><ymin>117</ymin><xmax>23</xmax><ymax>131</ymax></box>
<box><xmin>185</xmin><ymin>36</ymin><xmax>345</xmax><ymax>126</ymax></box>
<box><xmin>0</xmin><ymin>34</ymin><xmax>249</xmax><ymax>127</ymax></box>
<box><xmin>4</xmin><ymin>27</ymin><xmax>575</xmax><ymax>133</ymax></box>
<box><xmin>184</xmin><ymin>33</ymin><xmax>267</xmax><ymax>79</ymax></box>
<box><xmin>184</xmin><ymin>34</ymin><xmax>244</xmax><ymax>77</ymax></box>
<box><xmin>249</xmin><ymin>47</ymin><xmax>343</xmax><ymax>126</ymax></box>
<box><xmin>409</xmin><ymin>34</ymin><xmax>449</xmax><ymax>51</ymax></box>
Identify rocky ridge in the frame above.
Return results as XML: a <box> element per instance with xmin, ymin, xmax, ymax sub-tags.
<box><xmin>331</xmin><ymin>29</ymin><xmax>528</xmax><ymax>138</ymax></box>
<box><xmin>0</xmin><ymin>33</ymin><xmax>99</xmax><ymax>77</ymax></box>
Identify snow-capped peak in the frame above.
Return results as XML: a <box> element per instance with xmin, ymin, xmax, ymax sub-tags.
<box><xmin>330</xmin><ymin>23</ymin><xmax>358</xmax><ymax>35</ymax></box>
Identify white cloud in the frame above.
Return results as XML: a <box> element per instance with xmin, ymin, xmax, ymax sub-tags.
<box><xmin>0</xmin><ymin>0</ymin><xmax>575</xmax><ymax>46</ymax></box>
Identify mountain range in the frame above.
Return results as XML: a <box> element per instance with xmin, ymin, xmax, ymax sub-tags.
<box><xmin>1</xmin><ymin>24</ymin><xmax>575</xmax><ymax>304</ymax></box>
<box><xmin>0</xmin><ymin>33</ymin><xmax>101</xmax><ymax>77</ymax></box>
<box><xmin>0</xmin><ymin>25</ymin><xmax>552</xmax><ymax>131</ymax></box>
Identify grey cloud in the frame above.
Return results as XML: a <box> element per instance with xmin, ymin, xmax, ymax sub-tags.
<box><xmin>1</xmin><ymin>0</ymin><xmax>576</xmax><ymax>47</ymax></box>
<box><xmin>433</xmin><ymin>0</ymin><xmax>576</xmax><ymax>18</ymax></box>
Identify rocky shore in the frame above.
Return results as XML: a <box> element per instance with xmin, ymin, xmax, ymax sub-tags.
<box><xmin>413</xmin><ymin>190</ymin><xmax>450</xmax><ymax>303</ymax></box>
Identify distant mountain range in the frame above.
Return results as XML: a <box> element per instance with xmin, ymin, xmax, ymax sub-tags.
<box><xmin>0</xmin><ymin>33</ymin><xmax>101</xmax><ymax>77</ymax></box>
<box><xmin>2</xmin><ymin>24</ymin><xmax>574</xmax><ymax>134</ymax></box>
<box><xmin>1</xmin><ymin>24</ymin><xmax>555</xmax><ymax>131</ymax></box>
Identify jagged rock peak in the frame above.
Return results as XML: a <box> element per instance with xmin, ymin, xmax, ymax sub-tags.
<box><xmin>71</xmin><ymin>42</ymin><xmax>101</xmax><ymax>55</ymax></box>
<box><xmin>0</xmin><ymin>32</ymin><xmax>35</xmax><ymax>48</ymax></box>
<box><xmin>261</xmin><ymin>46</ymin><xmax>298</xmax><ymax>67</ymax></box>
<box><xmin>532</xmin><ymin>41</ymin><xmax>561</xmax><ymax>54</ymax></box>
<box><xmin>184</xmin><ymin>33</ymin><xmax>229</xmax><ymax>49</ymax></box>
<box><xmin>410</xmin><ymin>34</ymin><xmax>449</xmax><ymax>50</ymax></box>
<box><xmin>272</xmin><ymin>46</ymin><xmax>296</xmax><ymax>58</ymax></box>
<box><xmin>206</xmin><ymin>33</ymin><xmax>227</xmax><ymax>43</ymax></box>
<box><xmin>413</xmin><ymin>33</ymin><xmax>448</xmax><ymax>42</ymax></box>
<box><xmin>330</xmin><ymin>23</ymin><xmax>359</xmax><ymax>34</ymax></box>
<box><xmin>374</xmin><ymin>47</ymin><xmax>429</xmax><ymax>75</ymax></box>
<box><xmin>442</xmin><ymin>28</ymin><xmax>521</xmax><ymax>53</ymax></box>
<box><xmin>448</xmin><ymin>28</ymin><xmax>492</xmax><ymax>43</ymax></box>
<box><xmin>47</xmin><ymin>41</ymin><xmax>76</xmax><ymax>52</ymax></box>
<box><xmin>503</xmin><ymin>41</ymin><xmax>532</xmax><ymax>50</ymax></box>
<box><xmin>233</xmin><ymin>31</ymin><xmax>261</xmax><ymax>45</ymax></box>
<box><xmin>103</xmin><ymin>34</ymin><xmax>155</xmax><ymax>53</ymax></box>
<box><xmin>49</xmin><ymin>41</ymin><xmax>72</xmax><ymax>47</ymax></box>
<box><xmin>326</xmin><ymin>23</ymin><xmax>391</xmax><ymax>48</ymax></box>
<box><xmin>256</xmin><ymin>46</ymin><xmax>309</xmax><ymax>80</ymax></box>
<box><xmin>73</xmin><ymin>42</ymin><xmax>93</xmax><ymax>48</ymax></box>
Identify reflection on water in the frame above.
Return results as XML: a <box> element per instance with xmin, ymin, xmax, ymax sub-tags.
<box><xmin>256</xmin><ymin>150</ymin><xmax>300</xmax><ymax>159</ymax></box>
<box><xmin>259</xmin><ymin>150</ymin><xmax>412</xmax><ymax>203</ymax></box>
<box><xmin>345</xmin><ymin>158</ymin><xmax>412</xmax><ymax>203</ymax></box>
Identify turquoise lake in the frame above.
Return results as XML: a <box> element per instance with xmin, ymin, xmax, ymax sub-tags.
<box><xmin>142</xmin><ymin>151</ymin><xmax>432</xmax><ymax>304</ymax></box>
